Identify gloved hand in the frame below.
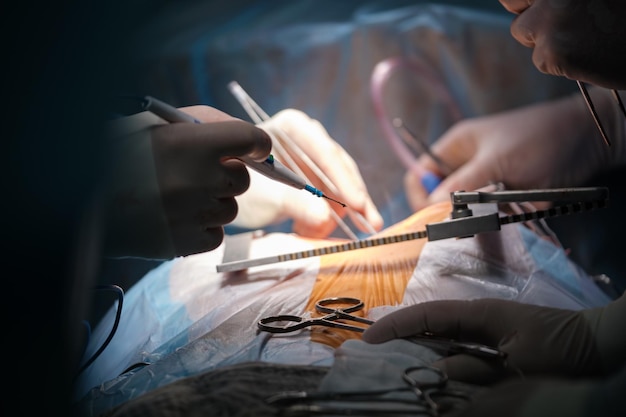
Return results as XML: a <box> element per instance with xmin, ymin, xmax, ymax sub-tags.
<box><xmin>404</xmin><ymin>88</ymin><xmax>626</xmax><ymax>211</ymax></box>
<box><xmin>498</xmin><ymin>0</ymin><xmax>626</xmax><ymax>90</ymax></box>
<box><xmin>103</xmin><ymin>105</ymin><xmax>271</xmax><ymax>258</ymax></box>
<box><xmin>232</xmin><ymin>109</ymin><xmax>384</xmax><ymax>238</ymax></box>
<box><xmin>362</xmin><ymin>295</ymin><xmax>626</xmax><ymax>385</ymax></box>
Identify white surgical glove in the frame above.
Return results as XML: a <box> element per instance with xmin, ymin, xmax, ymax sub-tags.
<box><xmin>405</xmin><ymin>87</ymin><xmax>626</xmax><ymax>212</ymax></box>
<box><xmin>232</xmin><ymin>109</ymin><xmax>384</xmax><ymax>238</ymax></box>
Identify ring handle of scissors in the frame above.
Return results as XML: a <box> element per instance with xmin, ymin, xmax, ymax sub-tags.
<box><xmin>258</xmin><ymin>315</ymin><xmax>312</xmax><ymax>333</ymax></box>
<box><xmin>315</xmin><ymin>297</ymin><xmax>364</xmax><ymax>314</ymax></box>
<box><xmin>315</xmin><ymin>297</ymin><xmax>375</xmax><ymax>328</ymax></box>
<box><xmin>403</xmin><ymin>365</ymin><xmax>448</xmax><ymax>389</ymax></box>
<box><xmin>402</xmin><ymin>366</ymin><xmax>449</xmax><ymax>413</ymax></box>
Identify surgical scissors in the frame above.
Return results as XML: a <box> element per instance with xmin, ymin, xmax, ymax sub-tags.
<box><xmin>258</xmin><ymin>297</ymin><xmax>374</xmax><ymax>334</ymax></box>
<box><xmin>258</xmin><ymin>297</ymin><xmax>506</xmax><ymax>359</ymax></box>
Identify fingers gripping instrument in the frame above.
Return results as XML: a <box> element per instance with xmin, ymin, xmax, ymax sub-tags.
<box><xmin>216</xmin><ymin>186</ymin><xmax>609</xmax><ymax>272</ymax></box>
<box><xmin>141</xmin><ymin>95</ymin><xmax>346</xmax><ymax>207</ymax></box>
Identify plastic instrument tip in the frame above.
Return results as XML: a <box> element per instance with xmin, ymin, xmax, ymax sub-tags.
<box><xmin>304</xmin><ymin>184</ymin><xmax>346</xmax><ymax>207</ymax></box>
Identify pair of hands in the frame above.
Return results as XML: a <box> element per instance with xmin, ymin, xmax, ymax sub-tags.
<box><xmin>104</xmin><ymin>105</ymin><xmax>382</xmax><ymax>259</ymax></box>
<box><xmin>405</xmin><ymin>0</ymin><xmax>626</xmax><ymax>212</ymax></box>
<box><xmin>390</xmin><ymin>2</ymin><xmax>626</xmax><ymax>416</ymax></box>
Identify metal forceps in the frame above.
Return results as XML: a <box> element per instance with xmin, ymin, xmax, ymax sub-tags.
<box><xmin>258</xmin><ymin>297</ymin><xmax>374</xmax><ymax>334</ymax></box>
<box><xmin>577</xmin><ymin>81</ymin><xmax>626</xmax><ymax>147</ymax></box>
<box><xmin>266</xmin><ymin>365</ymin><xmax>470</xmax><ymax>416</ymax></box>
<box><xmin>228</xmin><ymin>81</ymin><xmax>377</xmax><ymax>240</ymax></box>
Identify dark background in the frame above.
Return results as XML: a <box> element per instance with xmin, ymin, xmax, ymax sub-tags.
<box><xmin>4</xmin><ymin>2</ymin><xmax>146</xmax><ymax>415</ymax></box>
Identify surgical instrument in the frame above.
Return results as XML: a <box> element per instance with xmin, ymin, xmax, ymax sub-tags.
<box><xmin>216</xmin><ymin>186</ymin><xmax>608</xmax><ymax>272</ymax></box>
<box><xmin>577</xmin><ymin>81</ymin><xmax>626</xmax><ymax>148</ymax></box>
<box><xmin>392</xmin><ymin>117</ymin><xmax>450</xmax><ymax>193</ymax></box>
<box><xmin>370</xmin><ymin>57</ymin><xmax>462</xmax><ymax>197</ymax></box>
<box><xmin>258</xmin><ymin>296</ymin><xmax>374</xmax><ymax>333</ymax></box>
<box><xmin>266</xmin><ymin>365</ymin><xmax>471</xmax><ymax>416</ymax></box>
<box><xmin>141</xmin><ymin>95</ymin><xmax>346</xmax><ymax>207</ymax></box>
<box><xmin>402</xmin><ymin>366</ymin><xmax>471</xmax><ymax>415</ymax></box>
<box><xmin>258</xmin><ymin>297</ymin><xmax>506</xmax><ymax>359</ymax></box>
<box><xmin>228</xmin><ymin>81</ymin><xmax>375</xmax><ymax>239</ymax></box>
<box><xmin>577</xmin><ymin>81</ymin><xmax>611</xmax><ymax>147</ymax></box>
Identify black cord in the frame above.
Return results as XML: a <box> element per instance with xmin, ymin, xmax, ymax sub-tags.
<box><xmin>76</xmin><ymin>284</ymin><xmax>124</xmax><ymax>376</ymax></box>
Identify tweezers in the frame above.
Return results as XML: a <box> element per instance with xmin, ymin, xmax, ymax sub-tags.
<box><xmin>228</xmin><ymin>81</ymin><xmax>377</xmax><ymax>240</ymax></box>
<box><xmin>577</xmin><ymin>81</ymin><xmax>626</xmax><ymax>148</ymax></box>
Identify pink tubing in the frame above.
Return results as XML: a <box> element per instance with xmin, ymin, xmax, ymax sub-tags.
<box><xmin>370</xmin><ymin>56</ymin><xmax>462</xmax><ymax>180</ymax></box>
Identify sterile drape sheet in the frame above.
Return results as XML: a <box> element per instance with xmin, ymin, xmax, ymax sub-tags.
<box><xmin>76</xmin><ymin>209</ymin><xmax>609</xmax><ymax>416</ymax></box>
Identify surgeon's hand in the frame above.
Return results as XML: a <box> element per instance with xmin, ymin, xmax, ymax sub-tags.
<box><xmin>404</xmin><ymin>88</ymin><xmax>625</xmax><ymax>211</ymax></box>
<box><xmin>104</xmin><ymin>106</ymin><xmax>271</xmax><ymax>258</ymax></box>
<box><xmin>498</xmin><ymin>0</ymin><xmax>626</xmax><ymax>90</ymax></box>
<box><xmin>362</xmin><ymin>295</ymin><xmax>626</xmax><ymax>386</ymax></box>
<box><xmin>232</xmin><ymin>109</ymin><xmax>383</xmax><ymax>238</ymax></box>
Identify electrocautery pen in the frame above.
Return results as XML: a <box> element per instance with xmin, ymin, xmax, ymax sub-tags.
<box><xmin>141</xmin><ymin>96</ymin><xmax>346</xmax><ymax>207</ymax></box>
